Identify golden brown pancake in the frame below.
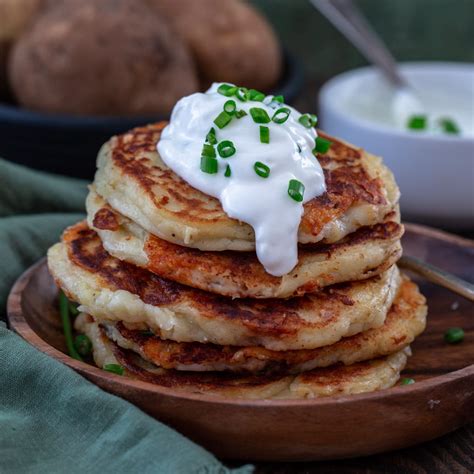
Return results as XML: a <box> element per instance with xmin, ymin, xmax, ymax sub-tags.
<box><xmin>75</xmin><ymin>313</ymin><xmax>411</xmax><ymax>400</ymax></box>
<box><xmin>93</xmin><ymin>123</ymin><xmax>400</xmax><ymax>251</ymax></box>
<box><xmin>99</xmin><ymin>275</ymin><xmax>426</xmax><ymax>373</ymax></box>
<box><xmin>48</xmin><ymin>221</ymin><xmax>400</xmax><ymax>350</ymax></box>
<box><xmin>87</xmin><ymin>187</ymin><xmax>403</xmax><ymax>298</ymax></box>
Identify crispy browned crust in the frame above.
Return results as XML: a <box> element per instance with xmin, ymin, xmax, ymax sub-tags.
<box><xmin>107</xmin><ymin>123</ymin><xmax>387</xmax><ymax>235</ymax></box>
<box><xmin>63</xmin><ymin>222</ymin><xmax>382</xmax><ymax>338</ymax></box>
<box><xmin>93</xmin><ymin>198</ymin><xmax>403</xmax><ymax>297</ymax></box>
<box><xmin>105</xmin><ymin>277</ymin><xmax>425</xmax><ymax>373</ymax></box>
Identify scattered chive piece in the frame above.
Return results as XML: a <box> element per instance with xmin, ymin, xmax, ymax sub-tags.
<box><xmin>224</xmin><ymin>99</ymin><xmax>237</xmax><ymax>115</ymax></box>
<box><xmin>59</xmin><ymin>291</ymin><xmax>83</xmax><ymax>361</ymax></box>
<box><xmin>298</xmin><ymin>114</ymin><xmax>312</xmax><ymax>128</ymax></box>
<box><xmin>288</xmin><ymin>179</ymin><xmax>305</xmax><ymax>202</ymax></box>
<box><xmin>217</xmin><ymin>83</ymin><xmax>237</xmax><ymax>97</ymax></box>
<box><xmin>214</xmin><ymin>111</ymin><xmax>233</xmax><ymax>129</ymax></box>
<box><xmin>314</xmin><ymin>136</ymin><xmax>332</xmax><ymax>154</ymax></box>
<box><xmin>310</xmin><ymin>114</ymin><xmax>318</xmax><ymax>126</ymax></box>
<box><xmin>272</xmin><ymin>107</ymin><xmax>291</xmax><ymax>124</ymax></box>
<box><xmin>407</xmin><ymin>114</ymin><xmax>427</xmax><ymax>131</ymax></box>
<box><xmin>254</xmin><ymin>161</ymin><xmax>271</xmax><ymax>178</ymax></box>
<box><xmin>69</xmin><ymin>301</ymin><xmax>79</xmax><ymax>316</ymax></box>
<box><xmin>206</xmin><ymin>127</ymin><xmax>217</xmax><ymax>145</ymax></box>
<box><xmin>235</xmin><ymin>109</ymin><xmax>248</xmax><ymax>119</ymax></box>
<box><xmin>104</xmin><ymin>364</ymin><xmax>124</xmax><ymax>376</ymax></box>
<box><xmin>235</xmin><ymin>87</ymin><xmax>249</xmax><ymax>101</ymax></box>
<box><xmin>217</xmin><ymin>140</ymin><xmax>236</xmax><ymax>158</ymax></box>
<box><xmin>444</xmin><ymin>327</ymin><xmax>464</xmax><ymax>344</ymax></box>
<box><xmin>201</xmin><ymin>143</ymin><xmax>216</xmax><ymax>158</ymax></box>
<box><xmin>248</xmin><ymin>89</ymin><xmax>265</xmax><ymax>101</ymax></box>
<box><xmin>439</xmin><ymin>117</ymin><xmax>460</xmax><ymax>135</ymax></box>
<box><xmin>200</xmin><ymin>155</ymin><xmax>218</xmax><ymax>174</ymax></box>
<box><xmin>401</xmin><ymin>378</ymin><xmax>415</xmax><ymax>386</ymax></box>
<box><xmin>260</xmin><ymin>125</ymin><xmax>270</xmax><ymax>144</ymax></box>
<box><xmin>250</xmin><ymin>107</ymin><xmax>271</xmax><ymax>124</ymax></box>
<box><xmin>273</xmin><ymin>95</ymin><xmax>284</xmax><ymax>103</ymax></box>
<box><xmin>74</xmin><ymin>334</ymin><xmax>92</xmax><ymax>357</ymax></box>
<box><xmin>224</xmin><ymin>164</ymin><xmax>232</xmax><ymax>177</ymax></box>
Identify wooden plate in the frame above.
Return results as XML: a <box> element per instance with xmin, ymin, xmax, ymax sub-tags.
<box><xmin>7</xmin><ymin>223</ymin><xmax>474</xmax><ymax>461</ymax></box>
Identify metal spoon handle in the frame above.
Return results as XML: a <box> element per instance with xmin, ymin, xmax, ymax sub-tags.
<box><xmin>309</xmin><ymin>0</ymin><xmax>408</xmax><ymax>88</ymax></box>
<box><xmin>399</xmin><ymin>256</ymin><xmax>474</xmax><ymax>302</ymax></box>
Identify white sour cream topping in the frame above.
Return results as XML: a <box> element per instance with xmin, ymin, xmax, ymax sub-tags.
<box><xmin>157</xmin><ymin>83</ymin><xmax>326</xmax><ymax>276</ymax></box>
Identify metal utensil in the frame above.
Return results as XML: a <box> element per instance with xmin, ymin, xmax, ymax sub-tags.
<box><xmin>399</xmin><ymin>256</ymin><xmax>474</xmax><ymax>302</ymax></box>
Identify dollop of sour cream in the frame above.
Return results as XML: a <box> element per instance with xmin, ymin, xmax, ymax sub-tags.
<box><xmin>157</xmin><ymin>83</ymin><xmax>326</xmax><ymax>276</ymax></box>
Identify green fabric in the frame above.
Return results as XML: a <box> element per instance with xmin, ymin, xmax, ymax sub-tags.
<box><xmin>0</xmin><ymin>159</ymin><xmax>253</xmax><ymax>474</ymax></box>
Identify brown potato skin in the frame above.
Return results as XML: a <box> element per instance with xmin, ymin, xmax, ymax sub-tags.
<box><xmin>148</xmin><ymin>0</ymin><xmax>282</xmax><ymax>91</ymax></box>
<box><xmin>0</xmin><ymin>0</ymin><xmax>42</xmax><ymax>42</ymax></box>
<box><xmin>8</xmin><ymin>0</ymin><xmax>199</xmax><ymax>116</ymax></box>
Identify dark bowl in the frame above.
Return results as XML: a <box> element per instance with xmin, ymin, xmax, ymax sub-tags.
<box><xmin>0</xmin><ymin>51</ymin><xmax>303</xmax><ymax>179</ymax></box>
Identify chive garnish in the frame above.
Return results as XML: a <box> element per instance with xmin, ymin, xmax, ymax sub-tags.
<box><xmin>214</xmin><ymin>111</ymin><xmax>233</xmax><ymax>129</ymax></box>
<box><xmin>104</xmin><ymin>364</ymin><xmax>124</xmax><ymax>376</ymax></box>
<box><xmin>273</xmin><ymin>95</ymin><xmax>284</xmax><ymax>103</ymax></box>
<box><xmin>401</xmin><ymin>378</ymin><xmax>415</xmax><ymax>385</ymax></box>
<box><xmin>444</xmin><ymin>327</ymin><xmax>464</xmax><ymax>344</ymax></box>
<box><xmin>69</xmin><ymin>301</ymin><xmax>79</xmax><ymax>316</ymax></box>
<box><xmin>407</xmin><ymin>114</ymin><xmax>427</xmax><ymax>131</ymax></box>
<box><xmin>272</xmin><ymin>107</ymin><xmax>291</xmax><ymax>124</ymax></box>
<box><xmin>260</xmin><ymin>125</ymin><xmax>270</xmax><ymax>144</ymax></box>
<box><xmin>288</xmin><ymin>179</ymin><xmax>305</xmax><ymax>202</ymax></box>
<box><xmin>74</xmin><ymin>334</ymin><xmax>92</xmax><ymax>357</ymax></box>
<box><xmin>248</xmin><ymin>89</ymin><xmax>265</xmax><ymax>101</ymax></box>
<box><xmin>254</xmin><ymin>161</ymin><xmax>270</xmax><ymax>178</ymax></box>
<box><xmin>224</xmin><ymin>164</ymin><xmax>232</xmax><ymax>177</ymax></box>
<box><xmin>217</xmin><ymin>83</ymin><xmax>237</xmax><ymax>97</ymax></box>
<box><xmin>217</xmin><ymin>140</ymin><xmax>236</xmax><ymax>158</ymax></box>
<box><xmin>235</xmin><ymin>87</ymin><xmax>249</xmax><ymax>102</ymax></box>
<box><xmin>201</xmin><ymin>143</ymin><xmax>216</xmax><ymax>158</ymax></box>
<box><xmin>298</xmin><ymin>113</ymin><xmax>318</xmax><ymax>128</ymax></box>
<box><xmin>250</xmin><ymin>107</ymin><xmax>271</xmax><ymax>124</ymax></box>
<box><xmin>235</xmin><ymin>110</ymin><xmax>248</xmax><ymax>119</ymax></box>
<box><xmin>200</xmin><ymin>155</ymin><xmax>218</xmax><ymax>174</ymax></box>
<box><xmin>439</xmin><ymin>117</ymin><xmax>460</xmax><ymax>135</ymax></box>
<box><xmin>206</xmin><ymin>127</ymin><xmax>217</xmax><ymax>145</ymax></box>
<box><xmin>314</xmin><ymin>136</ymin><xmax>332</xmax><ymax>154</ymax></box>
<box><xmin>224</xmin><ymin>100</ymin><xmax>237</xmax><ymax>115</ymax></box>
<box><xmin>59</xmin><ymin>291</ymin><xmax>83</xmax><ymax>361</ymax></box>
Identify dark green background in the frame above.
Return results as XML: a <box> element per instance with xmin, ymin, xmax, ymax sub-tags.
<box><xmin>252</xmin><ymin>0</ymin><xmax>474</xmax><ymax>81</ymax></box>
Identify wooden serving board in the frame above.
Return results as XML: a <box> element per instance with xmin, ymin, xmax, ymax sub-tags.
<box><xmin>6</xmin><ymin>223</ymin><xmax>474</xmax><ymax>461</ymax></box>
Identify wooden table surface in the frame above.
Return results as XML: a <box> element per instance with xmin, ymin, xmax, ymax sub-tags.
<box><xmin>246</xmin><ymin>82</ymin><xmax>474</xmax><ymax>474</ymax></box>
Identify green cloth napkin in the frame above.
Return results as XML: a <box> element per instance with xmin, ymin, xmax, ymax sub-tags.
<box><xmin>0</xmin><ymin>158</ymin><xmax>253</xmax><ymax>474</ymax></box>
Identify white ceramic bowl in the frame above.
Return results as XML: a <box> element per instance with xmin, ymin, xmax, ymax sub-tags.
<box><xmin>319</xmin><ymin>62</ymin><xmax>474</xmax><ymax>229</ymax></box>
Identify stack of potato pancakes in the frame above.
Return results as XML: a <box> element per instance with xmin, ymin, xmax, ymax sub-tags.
<box><xmin>48</xmin><ymin>122</ymin><xmax>427</xmax><ymax>399</ymax></box>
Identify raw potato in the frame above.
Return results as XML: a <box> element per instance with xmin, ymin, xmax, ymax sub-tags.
<box><xmin>148</xmin><ymin>0</ymin><xmax>282</xmax><ymax>91</ymax></box>
<box><xmin>0</xmin><ymin>0</ymin><xmax>42</xmax><ymax>41</ymax></box>
<box><xmin>8</xmin><ymin>0</ymin><xmax>199</xmax><ymax>116</ymax></box>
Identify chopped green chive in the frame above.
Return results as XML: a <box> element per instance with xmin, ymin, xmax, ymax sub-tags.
<box><xmin>288</xmin><ymin>179</ymin><xmax>305</xmax><ymax>202</ymax></box>
<box><xmin>299</xmin><ymin>113</ymin><xmax>318</xmax><ymax>128</ymax></box>
<box><xmin>217</xmin><ymin>140</ymin><xmax>236</xmax><ymax>158</ymax></box>
<box><xmin>273</xmin><ymin>95</ymin><xmax>284</xmax><ymax>103</ymax></box>
<box><xmin>224</xmin><ymin>164</ymin><xmax>232</xmax><ymax>177</ymax></box>
<box><xmin>217</xmin><ymin>83</ymin><xmax>237</xmax><ymax>97</ymax></box>
<box><xmin>235</xmin><ymin>87</ymin><xmax>249</xmax><ymax>101</ymax></box>
<box><xmin>214</xmin><ymin>111</ymin><xmax>233</xmax><ymax>129</ymax></box>
<box><xmin>201</xmin><ymin>143</ymin><xmax>216</xmax><ymax>158</ymax></box>
<box><xmin>74</xmin><ymin>334</ymin><xmax>92</xmax><ymax>357</ymax></box>
<box><xmin>200</xmin><ymin>155</ymin><xmax>218</xmax><ymax>174</ymax></box>
<box><xmin>250</xmin><ymin>107</ymin><xmax>271</xmax><ymax>124</ymax></box>
<box><xmin>235</xmin><ymin>109</ymin><xmax>248</xmax><ymax>119</ymax></box>
<box><xmin>439</xmin><ymin>117</ymin><xmax>460</xmax><ymax>135</ymax></box>
<box><xmin>444</xmin><ymin>327</ymin><xmax>464</xmax><ymax>344</ymax></box>
<box><xmin>310</xmin><ymin>114</ymin><xmax>318</xmax><ymax>126</ymax></box>
<box><xmin>248</xmin><ymin>89</ymin><xmax>265</xmax><ymax>101</ymax></box>
<box><xmin>224</xmin><ymin>100</ymin><xmax>237</xmax><ymax>115</ymax></box>
<box><xmin>272</xmin><ymin>107</ymin><xmax>291</xmax><ymax>124</ymax></box>
<box><xmin>401</xmin><ymin>378</ymin><xmax>415</xmax><ymax>385</ymax></box>
<box><xmin>407</xmin><ymin>114</ymin><xmax>427</xmax><ymax>131</ymax></box>
<box><xmin>69</xmin><ymin>301</ymin><xmax>79</xmax><ymax>316</ymax></box>
<box><xmin>260</xmin><ymin>125</ymin><xmax>270</xmax><ymax>144</ymax></box>
<box><xmin>254</xmin><ymin>161</ymin><xmax>270</xmax><ymax>178</ymax></box>
<box><xmin>104</xmin><ymin>364</ymin><xmax>124</xmax><ymax>376</ymax></box>
<box><xmin>314</xmin><ymin>136</ymin><xmax>332</xmax><ymax>154</ymax></box>
<box><xmin>206</xmin><ymin>127</ymin><xmax>217</xmax><ymax>145</ymax></box>
<box><xmin>59</xmin><ymin>291</ymin><xmax>83</xmax><ymax>361</ymax></box>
